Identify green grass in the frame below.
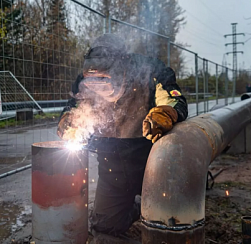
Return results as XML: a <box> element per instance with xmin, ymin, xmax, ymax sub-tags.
<box><xmin>0</xmin><ymin>112</ymin><xmax>61</xmax><ymax>129</ymax></box>
<box><xmin>0</xmin><ymin>118</ymin><xmax>24</xmax><ymax>128</ymax></box>
<box><xmin>34</xmin><ymin>112</ymin><xmax>60</xmax><ymax>120</ymax></box>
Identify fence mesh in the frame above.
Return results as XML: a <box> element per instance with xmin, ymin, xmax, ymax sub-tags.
<box><xmin>0</xmin><ymin>71</ymin><xmax>41</xmax><ymax>118</ymax></box>
<box><xmin>0</xmin><ymin>0</ymin><xmax>241</xmax><ymax>168</ymax></box>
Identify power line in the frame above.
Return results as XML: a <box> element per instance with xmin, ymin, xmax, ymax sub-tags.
<box><xmin>199</xmin><ymin>0</ymin><xmax>228</xmax><ymax>25</ymax></box>
<box><xmin>183</xmin><ymin>29</ymin><xmax>223</xmax><ymax>50</ymax></box>
<box><xmin>185</xmin><ymin>10</ymin><xmax>223</xmax><ymax>37</ymax></box>
<box><xmin>244</xmin><ymin>37</ymin><xmax>251</xmax><ymax>43</ymax></box>
<box><xmin>185</xmin><ymin>26</ymin><xmax>224</xmax><ymax>43</ymax></box>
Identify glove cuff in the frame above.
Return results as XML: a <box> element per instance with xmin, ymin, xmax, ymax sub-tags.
<box><xmin>149</xmin><ymin>105</ymin><xmax>178</xmax><ymax>124</ymax></box>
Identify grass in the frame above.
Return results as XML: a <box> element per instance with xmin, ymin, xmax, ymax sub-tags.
<box><xmin>0</xmin><ymin>112</ymin><xmax>60</xmax><ymax>129</ymax></box>
<box><xmin>0</xmin><ymin>118</ymin><xmax>24</xmax><ymax>128</ymax></box>
<box><xmin>34</xmin><ymin>112</ymin><xmax>60</xmax><ymax>120</ymax></box>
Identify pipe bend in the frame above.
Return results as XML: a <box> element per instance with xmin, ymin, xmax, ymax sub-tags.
<box><xmin>142</xmin><ymin>99</ymin><xmax>251</xmax><ymax>229</ymax></box>
<box><xmin>241</xmin><ymin>92</ymin><xmax>251</xmax><ymax>101</ymax></box>
<box><xmin>141</xmin><ymin>121</ymin><xmax>212</xmax><ymax>227</ymax></box>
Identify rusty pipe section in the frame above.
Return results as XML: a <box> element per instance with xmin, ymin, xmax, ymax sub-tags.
<box><xmin>242</xmin><ymin>216</ymin><xmax>251</xmax><ymax>244</ymax></box>
<box><xmin>32</xmin><ymin>141</ymin><xmax>88</xmax><ymax>244</ymax></box>
<box><xmin>141</xmin><ymin>99</ymin><xmax>251</xmax><ymax>244</ymax></box>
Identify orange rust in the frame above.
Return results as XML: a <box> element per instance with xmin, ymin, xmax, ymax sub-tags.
<box><xmin>191</xmin><ymin>116</ymin><xmax>224</xmax><ymax>161</ymax></box>
<box><xmin>32</xmin><ymin>169</ymin><xmax>87</xmax><ymax>208</ymax></box>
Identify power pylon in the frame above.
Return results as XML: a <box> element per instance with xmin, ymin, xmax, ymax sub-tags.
<box><xmin>224</xmin><ymin>23</ymin><xmax>244</xmax><ymax>100</ymax></box>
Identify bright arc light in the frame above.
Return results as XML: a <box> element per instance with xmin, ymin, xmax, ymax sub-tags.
<box><xmin>65</xmin><ymin>141</ymin><xmax>83</xmax><ymax>152</ymax></box>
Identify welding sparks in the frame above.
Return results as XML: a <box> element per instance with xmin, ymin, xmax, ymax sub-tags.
<box><xmin>65</xmin><ymin>141</ymin><xmax>83</xmax><ymax>152</ymax></box>
<box><xmin>226</xmin><ymin>190</ymin><xmax>229</xmax><ymax>196</ymax></box>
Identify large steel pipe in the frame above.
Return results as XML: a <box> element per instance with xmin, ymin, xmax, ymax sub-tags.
<box><xmin>141</xmin><ymin>99</ymin><xmax>251</xmax><ymax>244</ymax></box>
<box><xmin>241</xmin><ymin>92</ymin><xmax>251</xmax><ymax>101</ymax></box>
<box><xmin>32</xmin><ymin>141</ymin><xmax>88</xmax><ymax>244</ymax></box>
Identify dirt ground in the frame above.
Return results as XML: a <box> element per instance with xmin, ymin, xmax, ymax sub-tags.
<box><xmin>204</xmin><ymin>153</ymin><xmax>251</xmax><ymax>244</ymax></box>
<box><xmin>92</xmin><ymin>153</ymin><xmax>251</xmax><ymax>244</ymax></box>
<box><xmin>122</xmin><ymin>153</ymin><xmax>251</xmax><ymax>244</ymax></box>
<box><xmin>1</xmin><ymin>153</ymin><xmax>251</xmax><ymax>244</ymax></box>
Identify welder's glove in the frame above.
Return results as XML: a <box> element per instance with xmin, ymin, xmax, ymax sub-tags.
<box><xmin>57</xmin><ymin>112</ymin><xmax>76</xmax><ymax>141</ymax></box>
<box><xmin>142</xmin><ymin>105</ymin><xmax>178</xmax><ymax>143</ymax></box>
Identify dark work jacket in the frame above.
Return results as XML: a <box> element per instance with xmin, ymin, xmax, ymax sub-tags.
<box><xmin>60</xmin><ymin>54</ymin><xmax>188</xmax><ymax>139</ymax></box>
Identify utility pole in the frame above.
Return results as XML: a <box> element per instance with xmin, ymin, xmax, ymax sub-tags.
<box><xmin>224</xmin><ymin>23</ymin><xmax>244</xmax><ymax>102</ymax></box>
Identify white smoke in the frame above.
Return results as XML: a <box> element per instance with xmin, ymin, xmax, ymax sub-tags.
<box><xmin>63</xmin><ymin>99</ymin><xmax>115</xmax><ymax>143</ymax></box>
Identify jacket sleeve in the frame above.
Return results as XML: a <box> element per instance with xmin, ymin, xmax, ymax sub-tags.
<box><xmin>59</xmin><ymin>73</ymin><xmax>83</xmax><ymax>117</ymax></box>
<box><xmin>151</xmin><ymin>59</ymin><xmax>188</xmax><ymax>122</ymax></box>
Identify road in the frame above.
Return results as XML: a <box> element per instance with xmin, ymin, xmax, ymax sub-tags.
<box><xmin>0</xmin><ymin>124</ymin><xmax>59</xmax><ymax>174</ymax></box>
<box><xmin>187</xmin><ymin>97</ymin><xmax>240</xmax><ymax>117</ymax></box>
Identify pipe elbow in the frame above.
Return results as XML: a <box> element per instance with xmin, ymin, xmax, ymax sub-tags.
<box><xmin>141</xmin><ymin>121</ymin><xmax>212</xmax><ymax>228</ymax></box>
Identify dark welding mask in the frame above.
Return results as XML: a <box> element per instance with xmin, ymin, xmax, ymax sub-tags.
<box><xmin>83</xmin><ymin>46</ymin><xmax>122</xmax><ymax>73</ymax></box>
<box><xmin>81</xmin><ymin>34</ymin><xmax>128</xmax><ymax>102</ymax></box>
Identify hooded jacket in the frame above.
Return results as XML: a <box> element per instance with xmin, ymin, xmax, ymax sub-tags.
<box><xmin>60</xmin><ymin>53</ymin><xmax>188</xmax><ymax>139</ymax></box>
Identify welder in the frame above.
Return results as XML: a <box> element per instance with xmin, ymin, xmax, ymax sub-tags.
<box><xmin>57</xmin><ymin>34</ymin><xmax>188</xmax><ymax>237</ymax></box>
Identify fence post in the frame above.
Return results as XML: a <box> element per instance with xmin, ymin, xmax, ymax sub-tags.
<box><xmin>108</xmin><ymin>14</ymin><xmax>111</xmax><ymax>33</ymax></box>
<box><xmin>105</xmin><ymin>13</ymin><xmax>111</xmax><ymax>33</ymax></box>
<box><xmin>167</xmin><ymin>39</ymin><xmax>170</xmax><ymax>67</ymax></box>
<box><xmin>225</xmin><ymin>67</ymin><xmax>228</xmax><ymax>106</ymax></box>
<box><xmin>205</xmin><ymin>60</ymin><xmax>209</xmax><ymax>112</ymax></box>
<box><xmin>103</xmin><ymin>17</ymin><xmax>106</xmax><ymax>34</ymax></box>
<box><xmin>216</xmin><ymin>64</ymin><xmax>218</xmax><ymax>105</ymax></box>
<box><xmin>195</xmin><ymin>54</ymin><xmax>199</xmax><ymax>116</ymax></box>
<box><xmin>203</xmin><ymin>58</ymin><xmax>206</xmax><ymax>113</ymax></box>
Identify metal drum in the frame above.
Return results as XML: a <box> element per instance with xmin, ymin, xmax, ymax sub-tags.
<box><xmin>32</xmin><ymin>141</ymin><xmax>88</xmax><ymax>244</ymax></box>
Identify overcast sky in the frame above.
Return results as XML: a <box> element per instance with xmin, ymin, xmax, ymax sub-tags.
<box><xmin>176</xmin><ymin>0</ymin><xmax>251</xmax><ymax>72</ymax></box>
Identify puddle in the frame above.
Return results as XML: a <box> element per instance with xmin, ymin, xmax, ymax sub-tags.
<box><xmin>0</xmin><ymin>202</ymin><xmax>32</xmax><ymax>241</ymax></box>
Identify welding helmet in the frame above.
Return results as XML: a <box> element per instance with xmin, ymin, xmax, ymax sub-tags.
<box><xmin>81</xmin><ymin>34</ymin><xmax>129</xmax><ymax>102</ymax></box>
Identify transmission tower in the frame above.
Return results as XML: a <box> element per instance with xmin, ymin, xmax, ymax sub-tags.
<box><xmin>224</xmin><ymin>23</ymin><xmax>244</xmax><ymax>100</ymax></box>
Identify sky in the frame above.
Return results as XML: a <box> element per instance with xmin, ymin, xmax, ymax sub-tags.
<box><xmin>176</xmin><ymin>0</ymin><xmax>251</xmax><ymax>72</ymax></box>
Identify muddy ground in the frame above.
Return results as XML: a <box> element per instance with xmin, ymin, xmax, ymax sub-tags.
<box><xmin>1</xmin><ymin>153</ymin><xmax>251</xmax><ymax>244</ymax></box>
<box><xmin>204</xmin><ymin>153</ymin><xmax>251</xmax><ymax>244</ymax></box>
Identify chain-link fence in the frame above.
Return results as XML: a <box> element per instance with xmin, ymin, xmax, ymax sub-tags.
<box><xmin>0</xmin><ymin>0</ymin><xmax>242</xmax><ymax>167</ymax></box>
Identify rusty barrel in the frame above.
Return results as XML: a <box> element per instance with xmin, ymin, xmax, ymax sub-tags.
<box><xmin>32</xmin><ymin>141</ymin><xmax>88</xmax><ymax>244</ymax></box>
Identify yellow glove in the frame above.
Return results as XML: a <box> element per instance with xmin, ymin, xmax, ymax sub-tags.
<box><xmin>142</xmin><ymin>105</ymin><xmax>178</xmax><ymax>143</ymax></box>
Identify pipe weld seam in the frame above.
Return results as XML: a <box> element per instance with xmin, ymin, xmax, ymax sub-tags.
<box><xmin>141</xmin><ymin>218</ymin><xmax>205</xmax><ymax>231</ymax></box>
